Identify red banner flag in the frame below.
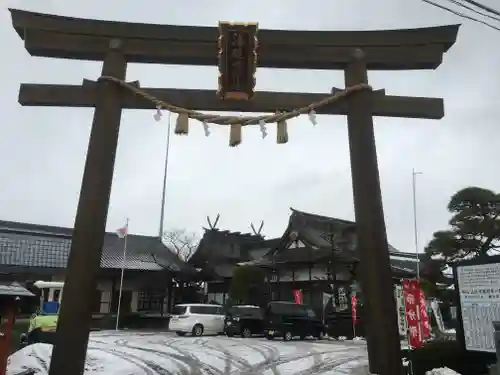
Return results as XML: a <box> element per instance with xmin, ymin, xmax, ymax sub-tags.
<box><xmin>351</xmin><ymin>295</ymin><xmax>357</xmax><ymax>325</ymax></box>
<box><xmin>418</xmin><ymin>288</ymin><xmax>431</xmax><ymax>339</ymax></box>
<box><xmin>402</xmin><ymin>279</ymin><xmax>423</xmax><ymax>348</ymax></box>
<box><xmin>293</xmin><ymin>289</ymin><xmax>303</xmax><ymax>304</ymax></box>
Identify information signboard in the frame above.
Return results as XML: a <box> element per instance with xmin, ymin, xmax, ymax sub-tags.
<box><xmin>394</xmin><ymin>284</ymin><xmax>408</xmax><ymax>336</ymax></box>
<box><xmin>456</xmin><ymin>262</ymin><xmax>500</xmax><ymax>353</ymax></box>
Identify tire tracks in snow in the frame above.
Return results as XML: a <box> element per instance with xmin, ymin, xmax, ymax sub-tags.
<box><xmin>114</xmin><ymin>339</ymin><xmax>223</xmax><ymax>375</ymax></box>
<box><xmin>88</xmin><ymin>333</ymin><xmax>367</xmax><ymax>375</ymax></box>
<box><xmin>196</xmin><ymin>339</ymin><xmax>268</xmax><ymax>372</ymax></box>
<box><xmin>229</xmin><ymin>349</ymin><xmax>352</xmax><ymax>375</ymax></box>
<box><xmin>94</xmin><ymin>337</ymin><xmax>197</xmax><ymax>375</ymax></box>
<box><xmin>294</xmin><ymin>355</ymin><xmax>366</xmax><ymax>375</ymax></box>
<box><xmin>91</xmin><ymin>346</ymin><xmax>159</xmax><ymax>375</ymax></box>
<box><xmin>91</xmin><ymin>340</ymin><xmax>178</xmax><ymax>375</ymax></box>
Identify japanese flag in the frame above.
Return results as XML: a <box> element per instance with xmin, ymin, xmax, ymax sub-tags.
<box><xmin>116</xmin><ymin>225</ymin><xmax>128</xmax><ymax>239</ymax></box>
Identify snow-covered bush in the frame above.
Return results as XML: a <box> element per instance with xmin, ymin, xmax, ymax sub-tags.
<box><xmin>408</xmin><ymin>340</ymin><xmax>493</xmax><ymax>375</ymax></box>
<box><xmin>425</xmin><ymin>368</ymin><xmax>461</xmax><ymax>375</ymax></box>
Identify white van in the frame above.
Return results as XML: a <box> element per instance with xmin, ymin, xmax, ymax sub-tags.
<box><xmin>169</xmin><ymin>303</ymin><xmax>225</xmax><ymax>336</ymax></box>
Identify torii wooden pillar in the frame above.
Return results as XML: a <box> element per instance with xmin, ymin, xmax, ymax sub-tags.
<box><xmin>9</xmin><ymin>9</ymin><xmax>459</xmax><ymax>375</ymax></box>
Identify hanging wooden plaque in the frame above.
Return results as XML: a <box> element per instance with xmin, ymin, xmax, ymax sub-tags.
<box><xmin>217</xmin><ymin>21</ymin><xmax>258</xmax><ymax>101</ymax></box>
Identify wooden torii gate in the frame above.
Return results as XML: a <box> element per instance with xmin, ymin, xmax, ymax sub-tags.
<box><xmin>9</xmin><ymin>9</ymin><xmax>459</xmax><ymax>375</ymax></box>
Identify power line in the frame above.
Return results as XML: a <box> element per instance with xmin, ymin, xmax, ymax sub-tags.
<box><xmin>444</xmin><ymin>0</ymin><xmax>500</xmax><ymax>21</ymax></box>
<box><xmin>420</xmin><ymin>0</ymin><xmax>500</xmax><ymax>32</ymax></box>
<box><xmin>461</xmin><ymin>0</ymin><xmax>500</xmax><ymax>17</ymax></box>
<box><xmin>423</xmin><ymin>0</ymin><xmax>500</xmax><ymax>30</ymax></box>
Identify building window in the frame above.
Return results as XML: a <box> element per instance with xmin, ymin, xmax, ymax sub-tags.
<box><xmin>138</xmin><ymin>291</ymin><xmax>149</xmax><ymax>310</ymax></box>
<box><xmin>138</xmin><ymin>290</ymin><xmax>164</xmax><ymax>312</ymax></box>
<box><xmin>150</xmin><ymin>291</ymin><xmax>162</xmax><ymax>311</ymax></box>
<box><xmin>208</xmin><ymin>293</ymin><xmax>224</xmax><ymax>305</ymax></box>
<box><xmin>111</xmin><ymin>290</ymin><xmax>132</xmax><ymax>313</ymax></box>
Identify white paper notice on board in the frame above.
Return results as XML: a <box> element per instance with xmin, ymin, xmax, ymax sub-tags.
<box><xmin>394</xmin><ymin>284</ymin><xmax>408</xmax><ymax>336</ymax></box>
<box><xmin>457</xmin><ymin>262</ymin><xmax>500</xmax><ymax>353</ymax></box>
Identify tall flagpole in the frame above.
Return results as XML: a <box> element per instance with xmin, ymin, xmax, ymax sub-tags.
<box><xmin>412</xmin><ymin>169</ymin><xmax>426</xmax><ymax>349</ymax></box>
<box><xmin>159</xmin><ymin>112</ymin><xmax>172</xmax><ymax>239</ymax></box>
<box><xmin>412</xmin><ymin>169</ymin><xmax>422</xmax><ymax>279</ymax></box>
<box><xmin>115</xmin><ymin>218</ymin><xmax>129</xmax><ymax>330</ymax></box>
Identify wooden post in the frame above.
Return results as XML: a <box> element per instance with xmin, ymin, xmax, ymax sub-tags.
<box><xmin>166</xmin><ymin>277</ymin><xmax>173</xmax><ymax>314</ymax></box>
<box><xmin>48</xmin><ymin>39</ymin><xmax>127</xmax><ymax>375</ymax></box>
<box><xmin>0</xmin><ymin>304</ymin><xmax>16</xmax><ymax>375</ymax></box>
<box><xmin>344</xmin><ymin>49</ymin><xmax>402</xmax><ymax>375</ymax></box>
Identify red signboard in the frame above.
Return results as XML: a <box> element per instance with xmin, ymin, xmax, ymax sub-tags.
<box><xmin>293</xmin><ymin>289</ymin><xmax>303</xmax><ymax>304</ymax></box>
<box><xmin>351</xmin><ymin>295</ymin><xmax>357</xmax><ymax>325</ymax></box>
<box><xmin>418</xmin><ymin>288</ymin><xmax>431</xmax><ymax>339</ymax></box>
<box><xmin>402</xmin><ymin>279</ymin><xmax>423</xmax><ymax>348</ymax></box>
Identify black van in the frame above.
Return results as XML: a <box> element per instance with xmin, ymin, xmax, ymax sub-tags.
<box><xmin>224</xmin><ymin>305</ymin><xmax>264</xmax><ymax>338</ymax></box>
<box><xmin>263</xmin><ymin>301</ymin><xmax>326</xmax><ymax>341</ymax></box>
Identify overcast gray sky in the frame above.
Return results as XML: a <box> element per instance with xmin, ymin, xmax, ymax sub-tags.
<box><xmin>1</xmin><ymin>0</ymin><xmax>499</xmax><ymax>254</ymax></box>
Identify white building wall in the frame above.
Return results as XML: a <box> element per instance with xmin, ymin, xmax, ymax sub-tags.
<box><xmin>50</xmin><ymin>276</ymin><xmax>142</xmax><ymax>313</ymax></box>
<box><xmin>131</xmin><ymin>291</ymin><xmax>139</xmax><ymax>312</ymax></box>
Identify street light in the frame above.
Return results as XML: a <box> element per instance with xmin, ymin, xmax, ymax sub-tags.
<box><xmin>159</xmin><ymin>112</ymin><xmax>173</xmax><ymax>238</ymax></box>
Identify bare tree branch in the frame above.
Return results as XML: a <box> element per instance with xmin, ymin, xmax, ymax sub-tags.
<box><xmin>162</xmin><ymin>229</ymin><xmax>199</xmax><ymax>261</ymax></box>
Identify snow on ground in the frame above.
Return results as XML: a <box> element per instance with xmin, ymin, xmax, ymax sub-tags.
<box><xmin>7</xmin><ymin>331</ymin><xmax>370</xmax><ymax>375</ymax></box>
<box><xmin>426</xmin><ymin>368</ymin><xmax>461</xmax><ymax>375</ymax></box>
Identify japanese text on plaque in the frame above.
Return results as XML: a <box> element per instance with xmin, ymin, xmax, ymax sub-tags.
<box><xmin>217</xmin><ymin>22</ymin><xmax>258</xmax><ymax>100</ymax></box>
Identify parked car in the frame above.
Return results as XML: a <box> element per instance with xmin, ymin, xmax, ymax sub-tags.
<box><xmin>325</xmin><ymin>308</ymin><xmax>365</xmax><ymax>339</ymax></box>
<box><xmin>169</xmin><ymin>303</ymin><xmax>225</xmax><ymax>337</ymax></box>
<box><xmin>224</xmin><ymin>305</ymin><xmax>264</xmax><ymax>338</ymax></box>
<box><xmin>263</xmin><ymin>301</ymin><xmax>326</xmax><ymax>341</ymax></box>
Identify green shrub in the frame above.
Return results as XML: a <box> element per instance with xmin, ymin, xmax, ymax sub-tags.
<box><xmin>96</xmin><ymin>313</ymin><xmax>169</xmax><ymax>330</ymax></box>
<box><xmin>406</xmin><ymin>340</ymin><xmax>494</xmax><ymax>375</ymax></box>
<box><xmin>96</xmin><ymin>313</ymin><xmax>142</xmax><ymax>329</ymax></box>
<box><xmin>228</xmin><ymin>266</ymin><xmax>269</xmax><ymax>307</ymax></box>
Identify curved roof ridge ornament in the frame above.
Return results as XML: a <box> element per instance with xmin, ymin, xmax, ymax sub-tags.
<box><xmin>206</xmin><ymin>214</ymin><xmax>220</xmax><ymax>230</ymax></box>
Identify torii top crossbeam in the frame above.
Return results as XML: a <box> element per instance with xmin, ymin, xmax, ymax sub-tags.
<box><xmin>10</xmin><ymin>8</ymin><xmax>458</xmax><ymax>70</ymax></box>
